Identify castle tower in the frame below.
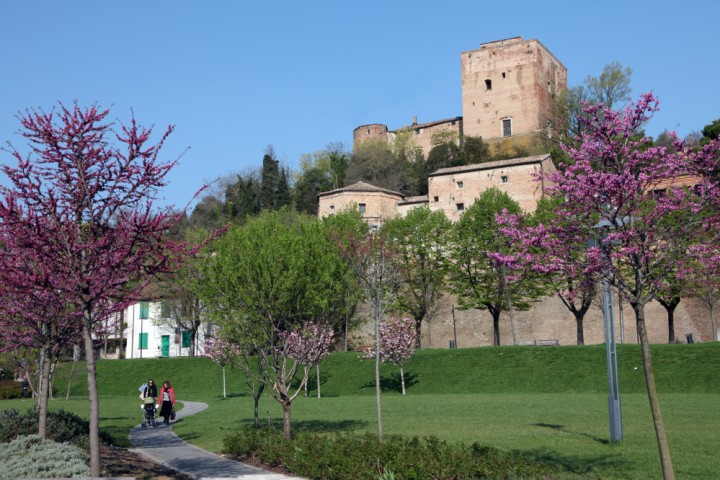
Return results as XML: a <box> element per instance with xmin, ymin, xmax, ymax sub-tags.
<box><xmin>461</xmin><ymin>37</ymin><xmax>566</xmax><ymax>145</ymax></box>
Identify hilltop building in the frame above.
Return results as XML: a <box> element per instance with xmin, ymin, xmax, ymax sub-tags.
<box><xmin>353</xmin><ymin>37</ymin><xmax>567</xmax><ymax>158</ymax></box>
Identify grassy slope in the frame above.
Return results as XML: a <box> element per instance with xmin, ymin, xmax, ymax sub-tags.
<box><xmin>51</xmin><ymin>343</ymin><xmax>720</xmax><ymax>398</ymax></box>
<box><xmin>6</xmin><ymin>343</ymin><xmax>719</xmax><ymax>479</ymax></box>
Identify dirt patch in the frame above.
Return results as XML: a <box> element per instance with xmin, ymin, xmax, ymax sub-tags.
<box><xmin>101</xmin><ymin>445</ymin><xmax>193</xmax><ymax>480</ymax></box>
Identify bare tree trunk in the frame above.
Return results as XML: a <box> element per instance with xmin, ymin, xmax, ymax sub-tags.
<box><xmin>635</xmin><ymin>304</ymin><xmax>675</xmax><ymax>480</ymax></box>
<box><xmin>400</xmin><ymin>366</ymin><xmax>406</xmax><ymax>396</ymax></box>
<box><xmin>576</xmin><ymin>313</ymin><xmax>585</xmax><ymax>345</ymax></box>
<box><xmin>492</xmin><ymin>312</ymin><xmax>501</xmax><ymax>346</ymax></box>
<box><xmin>253</xmin><ymin>383</ymin><xmax>264</xmax><ymax>427</ymax></box>
<box><xmin>282</xmin><ymin>400</ymin><xmax>292</xmax><ymax>440</ymax></box>
<box><xmin>375</xmin><ymin>303</ymin><xmax>383</xmax><ymax>441</ymax></box>
<box><xmin>316</xmin><ymin>365</ymin><xmax>321</xmax><ymax>399</ymax></box>
<box><xmin>66</xmin><ymin>359</ymin><xmax>76</xmax><ymax>400</ymax></box>
<box><xmin>82</xmin><ymin>320</ymin><xmax>101</xmax><ymax>477</ymax></box>
<box><xmin>37</xmin><ymin>348</ymin><xmax>52</xmax><ymax>439</ymax></box>
<box><xmin>222</xmin><ymin>366</ymin><xmax>226</xmax><ymax>399</ymax></box>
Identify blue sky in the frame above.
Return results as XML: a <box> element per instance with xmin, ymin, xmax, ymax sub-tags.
<box><xmin>1</xmin><ymin>1</ymin><xmax>718</xmax><ymax>209</ymax></box>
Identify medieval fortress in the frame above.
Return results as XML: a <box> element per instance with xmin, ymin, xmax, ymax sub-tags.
<box><xmin>318</xmin><ymin>37</ymin><xmax>713</xmax><ymax>348</ymax></box>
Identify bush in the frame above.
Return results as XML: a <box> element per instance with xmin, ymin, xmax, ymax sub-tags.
<box><xmin>0</xmin><ymin>434</ymin><xmax>90</xmax><ymax>479</ymax></box>
<box><xmin>0</xmin><ymin>408</ymin><xmax>114</xmax><ymax>449</ymax></box>
<box><xmin>223</xmin><ymin>428</ymin><xmax>555</xmax><ymax>480</ymax></box>
<box><xmin>0</xmin><ymin>380</ymin><xmax>21</xmax><ymax>400</ymax></box>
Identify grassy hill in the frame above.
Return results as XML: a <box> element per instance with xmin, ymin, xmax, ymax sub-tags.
<box><xmin>53</xmin><ymin>342</ymin><xmax>720</xmax><ymax>399</ymax></box>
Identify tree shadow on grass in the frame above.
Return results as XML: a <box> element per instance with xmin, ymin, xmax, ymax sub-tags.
<box><xmin>362</xmin><ymin>371</ymin><xmax>418</xmax><ymax>394</ymax></box>
<box><xmin>237</xmin><ymin>418</ymin><xmax>368</xmax><ymax>434</ymax></box>
<box><xmin>514</xmin><ymin>446</ymin><xmax>628</xmax><ymax>477</ymax></box>
<box><xmin>532</xmin><ymin>422</ymin><xmax>609</xmax><ymax>445</ymax></box>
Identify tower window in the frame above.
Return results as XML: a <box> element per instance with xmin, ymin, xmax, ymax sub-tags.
<box><xmin>456</xmin><ymin>203</ymin><xmax>465</xmax><ymax>212</ymax></box>
<box><xmin>366</xmin><ymin>128</ymin><xmax>370</xmax><ymax>134</ymax></box>
<box><xmin>359</xmin><ymin>203</ymin><xmax>366</xmax><ymax>214</ymax></box>
<box><xmin>502</xmin><ymin>72</ymin><xmax>506</xmax><ymax>78</ymax></box>
<box><xmin>330</xmin><ymin>205</ymin><xmax>335</xmax><ymax>214</ymax></box>
<box><xmin>502</xmin><ymin>119</ymin><xmax>512</xmax><ymax>137</ymax></box>
<box><xmin>456</xmin><ymin>181</ymin><xmax>464</xmax><ymax>189</ymax></box>
<box><xmin>485</xmin><ymin>79</ymin><xmax>492</xmax><ymax>91</ymax></box>
<box><xmin>501</xmin><ymin>175</ymin><xmax>508</xmax><ymax>183</ymax></box>
<box><xmin>433</xmin><ymin>196</ymin><xmax>439</xmax><ymax>202</ymax></box>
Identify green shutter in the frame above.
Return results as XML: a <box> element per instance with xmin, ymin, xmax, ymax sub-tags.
<box><xmin>139</xmin><ymin>332</ymin><xmax>148</xmax><ymax>349</ymax></box>
<box><xmin>161</xmin><ymin>301</ymin><xmax>171</xmax><ymax>318</ymax></box>
<box><xmin>181</xmin><ymin>331</ymin><xmax>191</xmax><ymax>348</ymax></box>
<box><xmin>140</xmin><ymin>301</ymin><xmax>150</xmax><ymax>319</ymax></box>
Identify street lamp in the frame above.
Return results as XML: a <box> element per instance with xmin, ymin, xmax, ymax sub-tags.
<box><xmin>591</xmin><ymin>219</ymin><xmax>624</xmax><ymax>443</ymax></box>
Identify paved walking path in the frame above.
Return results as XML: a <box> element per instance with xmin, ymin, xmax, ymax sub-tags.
<box><xmin>128</xmin><ymin>401</ymin><xmax>305</xmax><ymax>480</ymax></box>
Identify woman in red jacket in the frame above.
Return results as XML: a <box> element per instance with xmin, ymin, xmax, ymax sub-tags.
<box><xmin>158</xmin><ymin>380</ymin><xmax>176</xmax><ymax>425</ymax></box>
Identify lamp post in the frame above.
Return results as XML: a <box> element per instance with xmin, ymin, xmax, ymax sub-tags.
<box><xmin>591</xmin><ymin>219</ymin><xmax>624</xmax><ymax>443</ymax></box>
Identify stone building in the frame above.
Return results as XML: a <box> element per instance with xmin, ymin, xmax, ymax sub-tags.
<box><xmin>317</xmin><ymin>181</ymin><xmax>403</xmax><ymax>229</ymax></box>
<box><xmin>353</xmin><ymin>37</ymin><xmax>567</xmax><ymax>158</ymax></box>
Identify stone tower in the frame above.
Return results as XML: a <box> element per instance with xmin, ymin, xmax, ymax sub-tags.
<box><xmin>460</xmin><ymin>37</ymin><xmax>567</xmax><ymax>145</ymax></box>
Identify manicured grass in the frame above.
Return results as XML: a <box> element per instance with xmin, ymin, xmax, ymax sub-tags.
<box><xmin>4</xmin><ymin>343</ymin><xmax>719</xmax><ymax>479</ymax></box>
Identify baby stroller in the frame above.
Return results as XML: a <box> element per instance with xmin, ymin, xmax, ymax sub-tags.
<box><xmin>141</xmin><ymin>397</ymin><xmax>157</xmax><ymax>428</ymax></box>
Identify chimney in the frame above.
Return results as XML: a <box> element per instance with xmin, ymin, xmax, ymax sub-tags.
<box><xmin>412</xmin><ymin>116</ymin><xmax>417</xmax><ymax>125</ymax></box>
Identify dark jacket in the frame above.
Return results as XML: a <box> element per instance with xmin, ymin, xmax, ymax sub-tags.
<box><xmin>143</xmin><ymin>384</ymin><xmax>158</xmax><ymax>399</ymax></box>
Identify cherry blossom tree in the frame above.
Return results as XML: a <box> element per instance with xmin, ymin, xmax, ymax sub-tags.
<box><xmin>204</xmin><ymin>336</ymin><xmax>239</xmax><ymax>398</ymax></box>
<box><xmin>0</xmin><ymin>103</ymin><xmax>194</xmax><ymax>475</ymax></box>
<box><xmin>335</xmin><ymin>228</ymin><xmax>399</xmax><ymax>441</ymax></box>
<box><xmin>362</xmin><ymin>317</ymin><xmax>417</xmax><ymax>395</ymax></box>
<box><xmin>501</xmin><ymin>93</ymin><xmax>720</xmax><ymax>480</ymax></box>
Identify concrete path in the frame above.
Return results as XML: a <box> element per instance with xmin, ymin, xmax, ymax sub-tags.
<box><xmin>128</xmin><ymin>401</ymin><xmax>305</xmax><ymax>480</ymax></box>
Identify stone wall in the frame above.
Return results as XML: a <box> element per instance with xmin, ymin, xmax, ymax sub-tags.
<box><xmin>349</xmin><ymin>293</ymin><xmax>714</xmax><ymax>350</ymax></box>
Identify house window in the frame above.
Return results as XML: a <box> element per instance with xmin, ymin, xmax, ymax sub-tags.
<box><xmin>433</xmin><ymin>196</ymin><xmax>439</xmax><ymax>202</ymax></box>
<box><xmin>366</xmin><ymin>128</ymin><xmax>370</xmax><ymax>134</ymax></box>
<box><xmin>415</xmin><ymin>128</ymin><xmax>420</xmax><ymax>135</ymax></box>
<box><xmin>161</xmin><ymin>301</ymin><xmax>171</xmax><ymax>318</ymax></box>
<box><xmin>359</xmin><ymin>203</ymin><xmax>366</xmax><ymax>214</ymax></box>
<box><xmin>139</xmin><ymin>332</ymin><xmax>148</xmax><ymax>350</ymax></box>
<box><xmin>456</xmin><ymin>203</ymin><xmax>465</xmax><ymax>212</ymax></box>
<box><xmin>502</xmin><ymin>119</ymin><xmax>512</xmax><ymax>137</ymax></box>
<box><xmin>485</xmin><ymin>79</ymin><xmax>492</xmax><ymax>91</ymax></box>
<box><xmin>181</xmin><ymin>331</ymin><xmax>191</xmax><ymax>348</ymax></box>
<box><xmin>456</xmin><ymin>181</ymin><xmax>464</xmax><ymax>189</ymax></box>
<box><xmin>501</xmin><ymin>175</ymin><xmax>508</xmax><ymax>183</ymax></box>
<box><xmin>330</xmin><ymin>205</ymin><xmax>335</xmax><ymax>214</ymax></box>
<box><xmin>139</xmin><ymin>301</ymin><xmax>150</xmax><ymax>319</ymax></box>
<box><xmin>502</xmin><ymin>72</ymin><xmax>506</xmax><ymax>78</ymax></box>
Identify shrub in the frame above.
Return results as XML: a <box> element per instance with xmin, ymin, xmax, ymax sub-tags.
<box><xmin>0</xmin><ymin>408</ymin><xmax>114</xmax><ymax>449</ymax></box>
<box><xmin>0</xmin><ymin>434</ymin><xmax>90</xmax><ymax>479</ymax></box>
<box><xmin>223</xmin><ymin>428</ymin><xmax>555</xmax><ymax>480</ymax></box>
<box><xmin>0</xmin><ymin>380</ymin><xmax>22</xmax><ymax>400</ymax></box>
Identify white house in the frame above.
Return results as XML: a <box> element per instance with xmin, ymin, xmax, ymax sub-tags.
<box><xmin>122</xmin><ymin>300</ymin><xmax>213</xmax><ymax>359</ymax></box>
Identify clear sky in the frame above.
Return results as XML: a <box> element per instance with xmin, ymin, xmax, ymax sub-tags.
<box><xmin>1</xmin><ymin>1</ymin><xmax>718</xmax><ymax>209</ymax></box>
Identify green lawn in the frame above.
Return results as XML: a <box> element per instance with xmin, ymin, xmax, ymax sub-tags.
<box><xmin>3</xmin><ymin>343</ymin><xmax>719</xmax><ymax>479</ymax></box>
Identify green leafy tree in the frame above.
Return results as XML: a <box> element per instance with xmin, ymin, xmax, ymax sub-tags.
<box><xmin>447</xmin><ymin>188</ymin><xmax>545</xmax><ymax>346</ymax></box>
<box><xmin>382</xmin><ymin>207</ymin><xmax>451</xmax><ymax>347</ymax></box>
<box><xmin>196</xmin><ymin>209</ymin><xmax>353</xmax><ymax>439</ymax></box>
<box><xmin>294</xmin><ymin>144</ymin><xmax>351</xmax><ymax>215</ymax></box>
<box><xmin>347</xmin><ymin>140</ymin><xmax>413</xmax><ymax>195</ymax></box>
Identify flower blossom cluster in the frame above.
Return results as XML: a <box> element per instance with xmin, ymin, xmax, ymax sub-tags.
<box><xmin>362</xmin><ymin>316</ymin><xmax>417</xmax><ymax>367</ymax></box>
<box><xmin>278</xmin><ymin>322</ymin><xmax>334</xmax><ymax>366</ymax></box>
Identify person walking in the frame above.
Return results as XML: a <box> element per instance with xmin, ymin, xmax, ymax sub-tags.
<box><xmin>158</xmin><ymin>380</ymin><xmax>176</xmax><ymax>425</ymax></box>
<box><xmin>141</xmin><ymin>379</ymin><xmax>157</xmax><ymax>400</ymax></box>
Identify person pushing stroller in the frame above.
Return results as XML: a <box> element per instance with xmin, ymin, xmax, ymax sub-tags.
<box><xmin>139</xmin><ymin>378</ymin><xmax>158</xmax><ymax>428</ymax></box>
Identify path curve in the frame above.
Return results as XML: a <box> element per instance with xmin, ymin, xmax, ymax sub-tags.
<box><xmin>129</xmin><ymin>400</ymin><xmax>304</xmax><ymax>479</ymax></box>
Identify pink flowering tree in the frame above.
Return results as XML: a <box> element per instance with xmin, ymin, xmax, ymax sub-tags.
<box><xmin>499</xmin><ymin>93</ymin><xmax>720</xmax><ymax>480</ymax></box>
<box><xmin>204</xmin><ymin>336</ymin><xmax>239</xmax><ymax>398</ymax></box>
<box><xmin>362</xmin><ymin>317</ymin><xmax>417</xmax><ymax>395</ymax></box>
<box><xmin>497</xmin><ymin>196</ymin><xmax>598</xmax><ymax>345</ymax></box>
<box><xmin>0</xmin><ymin>103</ymin><xmax>195</xmax><ymax>476</ymax></box>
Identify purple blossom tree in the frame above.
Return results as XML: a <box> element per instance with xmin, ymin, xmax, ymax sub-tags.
<box><xmin>0</xmin><ymin>103</ymin><xmax>195</xmax><ymax>476</ymax></box>
<box><xmin>204</xmin><ymin>336</ymin><xmax>239</xmax><ymax>398</ymax></box>
<box><xmin>362</xmin><ymin>317</ymin><xmax>417</xmax><ymax>395</ymax></box>
<box><xmin>499</xmin><ymin>93</ymin><xmax>720</xmax><ymax>480</ymax></box>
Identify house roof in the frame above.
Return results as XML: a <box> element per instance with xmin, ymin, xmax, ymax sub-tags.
<box><xmin>395</xmin><ymin>117</ymin><xmax>463</xmax><ymax>132</ymax></box>
<box><xmin>317</xmin><ymin>181</ymin><xmax>403</xmax><ymax>198</ymax></box>
<box><xmin>398</xmin><ymin>195</ymin><xmax>429</xmax><ymax>206</ymax></box>
<box><xmin>429</xmin><ymin>153</ymin><xmax>553</xmax><ymax>177</ymax></box>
